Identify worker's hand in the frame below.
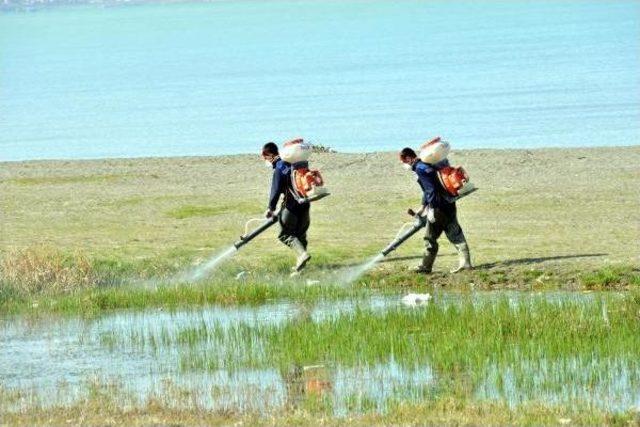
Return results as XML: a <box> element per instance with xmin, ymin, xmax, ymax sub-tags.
<box><xmin>426</xmin><ymin>207</ymin><xmax>436</xmax><ymax>223</ymax></box>
<box><xmin>264</xmin><ymin>209</ymin><xmax>274</xmax><ymax>219</ymax></box>
<box><xmin>407</xmin><ymin>208</ymin><xmax>416</xmax><ymax>217</ymax></box>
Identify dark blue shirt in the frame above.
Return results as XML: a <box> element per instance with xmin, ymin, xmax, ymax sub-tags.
<box><xmin>268</xmin><ymin>158</ymin><xmax>310</xmax><ymax>213</ymax></box>
<box><xmin>412</xmin><ymin>159</ymin><xmax>453</xmax><ymax>209</ymax></box>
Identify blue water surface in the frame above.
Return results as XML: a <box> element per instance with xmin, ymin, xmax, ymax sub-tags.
<box><xmin>1</xmin><ymin>0</ymin><xmax>639</xmax><ymax>161</ymax></box>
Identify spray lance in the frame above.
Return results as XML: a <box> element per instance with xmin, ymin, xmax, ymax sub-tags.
<box><xmin>180</xmin><ymin>212</ymin><xmax>282</xmax><ymax>282</ymax></box>
<box><xmin>380</xmin><ymin>209</ymin><xmax>428</xmax><ymax>257</ymax></box>
<box><xmin>339</xmin><ymin>209</ymin><xmax>428</xmax><ymax>284</ymax></box>
<box><xmin>378</xmin><ymin>185</ymin><xmax>479</xmax><ymax>258</ymax></box>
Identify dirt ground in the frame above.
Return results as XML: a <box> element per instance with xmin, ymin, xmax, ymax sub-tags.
<box><xmin>1</xmin><ymin>146</ymin><xmax>639</xmax><ymax>274</ymax></box>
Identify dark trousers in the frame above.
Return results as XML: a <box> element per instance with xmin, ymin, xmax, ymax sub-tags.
<box><xmin>278</xmin><ymin>206</ymin><xmax>310</xmax><ymax>249</ymax></box>
<box><xmin>425</xmin><ymin>204</ymin><xmax>467</xmax><ymax>255</ymax></box>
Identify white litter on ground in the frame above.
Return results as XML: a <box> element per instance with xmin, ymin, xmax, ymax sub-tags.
<box><xmin>401</xmin><ymin>293</ymin><xmax>432</xmax><ymax>307</ymax></box>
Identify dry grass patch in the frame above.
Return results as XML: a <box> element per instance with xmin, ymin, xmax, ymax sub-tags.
<box><xmin>0</xmin><ymin>246</ymin><xmax>96</xmax><ymax>294</ymax></box>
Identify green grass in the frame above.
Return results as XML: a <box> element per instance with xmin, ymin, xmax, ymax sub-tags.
<box><xmin>166</xmin><ymin>201</ymin><xmax>262</xmax><ymax>219</ymax></box>
<box><xmin>264</xmin><ymin>297</ymin><xmax>639</xmax><ymax>369</ymax></box>
<box><xmin>166</xmin><ymin>204</ymin><xmax>230</xmax><ymax>219</ymax></box>
<box><xmin>101</xmin><ymin>293</ymin><xmax>640</xmax><ymax>372</ymax></box>
<box><xmin>1</xmin><ymin>147</ymin><xmax>639</xmax><ymax>425</ymax></box>
<box><xmin>2</xmin><ymin>391</ymin><xmax>637</xmax><ymax>426</ymax></box>
<box><xmin>0</xmin><ymin>243</ymin><xmax>637</xmax><ymax>315</ymax></box>
<box><xmin>580</xmin><ymin>266</ymin><xmax>640</xmax><ymax>289</ymax></box>
<box><xmin>0</xmin><ymin>279</ymin><xmax>361</xmax><ymax>317</ymax></box>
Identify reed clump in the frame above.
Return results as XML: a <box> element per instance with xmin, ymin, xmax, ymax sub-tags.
<box><xmin>0</xmin><ymin>246</ymin><xmax>96</xmax><ymax>295</ymax></box>
<box><xmin>101</xmin><ymin>294</ymin><xmax>640</xmax><ymax>373</ymax></box>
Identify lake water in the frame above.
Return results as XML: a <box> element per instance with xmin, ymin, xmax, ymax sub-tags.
<box><xmin>1</xmin><ymin>0</ymin><xmax>639</xmax><ymax>161</ymax></box>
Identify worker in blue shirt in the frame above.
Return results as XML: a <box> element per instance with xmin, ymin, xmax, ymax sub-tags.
<box><xmin>399</xmin><ymin>147</ymin><xmax>472</xmax><ymax>274</ymax></box>
<box><xmin>261</xmin><ymin>142</ymin><xmax>311</xmax><ymax>273</ymax></box>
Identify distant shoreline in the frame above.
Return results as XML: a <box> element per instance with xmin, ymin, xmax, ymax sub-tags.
<box><xmin>0</xmin><ymin>0</ymin><xmax>219</xmax><ymax>13</ymax></box>
<box><xmin>2</xmin><ymin>144</ymin><xmax>638</xmax><ymax>165</ymax></box>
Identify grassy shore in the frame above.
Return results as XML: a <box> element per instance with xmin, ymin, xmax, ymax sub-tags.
<box><xmin>3</xmin><ymin>396</ymin><xmax>638</xmax><ymax>426</ymax></box>
<box><xmin>3</xmin><ymin>397</ymin><xmax>637</xmax><ymax>426</ymax></box>
<box><xmin>0</xmin><ymin>262</ymin><xmax>638</xmax><ymax>316</ymax></box>
<box><xmin>1</xmin><ymin>146</ymin><xmax>639</xmax><ymax>313</ymax></box>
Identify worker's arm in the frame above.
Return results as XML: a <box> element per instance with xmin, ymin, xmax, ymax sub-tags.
<box><xmin>416</xmin><ymin>166</ymin><xmax>437</xmax><ymax>207</ymax></box>
<box><xmin>266</xmin><ymin>167</ymin><xmax>284</xmax><ymax>216</ymax></box>
<box><xmin>414</xmin><ymin>165</ymin><xmax>438</xmax><ymax>222</ymax></box>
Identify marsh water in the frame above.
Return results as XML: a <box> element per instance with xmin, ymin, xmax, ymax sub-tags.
<box><xmin>1</xmin><ymin>0</ymin><xmax>639</xmax><ymax>161</ymax></box>
<box><xmin>2</xmin><ymin>291</ymin><xmax>638</xmax><ymax>414</ymax></box>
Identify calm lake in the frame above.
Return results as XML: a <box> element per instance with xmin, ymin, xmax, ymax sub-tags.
<box><xmin>1</xmin><ymin>0</ymin><xmax>639</xmax><ymax>161</ymax></box>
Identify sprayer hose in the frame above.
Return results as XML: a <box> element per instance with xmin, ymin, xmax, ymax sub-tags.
<box><xmin>243</xmin><ymin>218</ymin><xmax>267</xmax><ymax>236</ymax></box>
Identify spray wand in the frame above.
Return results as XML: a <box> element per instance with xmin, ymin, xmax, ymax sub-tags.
<box><xmin>380</xmin><ymin>210</ymin><xmax>427</xmax><ymax>257</ymax></box>
<box><xmin>341</xmin><ymin>210</ymin><xmax>428</xmax><ymax>284</ymax></box>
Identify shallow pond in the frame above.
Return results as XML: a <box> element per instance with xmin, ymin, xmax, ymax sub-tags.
<box><xmin>1</xmin><ymin>290</ymin><xmax>638</xmax><ymax>414</ymax></box>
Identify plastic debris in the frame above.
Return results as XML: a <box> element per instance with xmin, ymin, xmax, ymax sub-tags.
<box><xmin>401</xmin><ymin>293</ymin><xmax>432</xmax><ymax>307</ymax></box>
